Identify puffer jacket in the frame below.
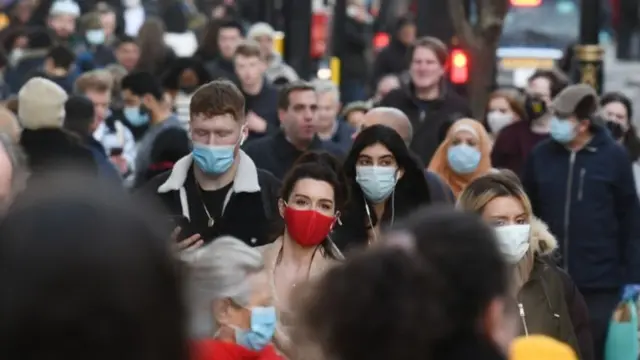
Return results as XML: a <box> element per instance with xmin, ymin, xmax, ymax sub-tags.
<box><xmin>518</xmin><ymin>218</ymin><xmax>594</xmax><ymax>360</ymax></box>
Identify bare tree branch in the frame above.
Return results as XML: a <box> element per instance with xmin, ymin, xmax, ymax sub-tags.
<box><xmin>448</xmin><ymin>0</ymin><xmax>478</xmax><ymax>49</ymax></box>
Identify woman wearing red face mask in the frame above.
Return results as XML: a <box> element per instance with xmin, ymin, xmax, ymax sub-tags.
<box><xmin>258</xmin><ymin>151</ymin><xmax>346</xmax><ymax>358</ymax></box>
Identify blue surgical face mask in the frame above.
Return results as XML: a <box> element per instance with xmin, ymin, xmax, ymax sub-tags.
<box><xmin>124</xmin><ymin>106</ymin><xmax>149</xmax><ymax>126</ymax></box>
<box><xmin>192</xmin><ymin>143</ymin><xmax>236</xmax><ymax>175</ymax></box>
<box><xmin>355</xmin><ymin>165</ymin><xmax>398</xmax><ymax>203</ymax></box>
<box><xmin>234</xmin><ymin>306</ymin><xmax>277</xmax><ymax>351</ymax></box>
<box><xmin>550</xmin><ymin>116</ymin><xmax>576</xmax><ymax>144</ymax></box>
<box><xmin>447</xmin><ymin>144</ymin><xmax>481</xmax><ymax>174</ymax></box>
<box><xmin>86</xmin><ymin>29</ymin><xmax>106</xmax><ymax>45</ymax></box>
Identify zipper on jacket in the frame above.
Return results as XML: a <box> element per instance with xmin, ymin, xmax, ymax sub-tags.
<box><xmin>562</xmin><ymin>151</ymin><xmax>577</xmax><ymax>271</ymax></box>
<box><xmin>419</xmin><ymin>110</ymin><xmax>425</xmax><ymax>122</ymax></box>
<box><xmin>518</xmin><ymin>303</ymin><xmax>529</xmax><ymax>336</ymax></box>
<box><xmin>577</xmin><ymin>168</ymin><xmax>586</xmax><ymax>201</ymax></box>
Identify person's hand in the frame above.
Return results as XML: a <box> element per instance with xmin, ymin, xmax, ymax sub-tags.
<box><xmin>110</xmin><ymin>155</ymin><xmax>129</xmax><ymax>174</ymax></box>
<box><xmin>246</xmin><ymin>112</ymin><xmax>268</xmax><ymax>133</ymax></box>
<box><xmin>171</xmin><ymin>227</ymin><xmax>203</xmax><ymax>252</ymax></box>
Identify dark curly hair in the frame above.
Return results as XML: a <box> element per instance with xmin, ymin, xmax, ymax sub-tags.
<box><xmin>294</xmin><ymin>207</ymin><xmax>509</xmax><ymax>360</ymax></box>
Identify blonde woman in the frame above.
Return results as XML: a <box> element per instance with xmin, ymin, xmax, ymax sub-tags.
<box><xmin>457</xmin><ymin>171</ymin><xmax>593</xmax><ymax>360</ymax></box>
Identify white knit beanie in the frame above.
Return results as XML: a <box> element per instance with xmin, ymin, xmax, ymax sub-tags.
<box><xmin>18</xmin><ymin>77</ymin><xmax>68</xmax><ymax>130</ymax></box>
<box><xmin>247</xmin><ymin>22</ymin><xmax>275</xmax><ymax>40</ymax></box>
<box><xmin>49</xmin><ymin>0</ymin><xmax>80</xmax><ymax>17</ymax></box>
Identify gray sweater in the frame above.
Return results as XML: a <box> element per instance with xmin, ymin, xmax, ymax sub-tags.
<box><xmin>134</xmin><ymin>115</ymin><xmax>183</xmax><ymax>182</ymax></box>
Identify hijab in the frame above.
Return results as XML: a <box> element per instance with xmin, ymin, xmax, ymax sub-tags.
<box><xmin>428</xmin><ymin>118</ymin><xmax>493</xmax><ymax>197</ymax></box>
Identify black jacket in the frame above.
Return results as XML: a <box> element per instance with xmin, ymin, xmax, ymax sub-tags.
<box><xmin>85</xmin><ymin>136</ymin><xmax>122</xmax><ymax>183</ymax></box>
<box><xmin>139</xmin><ymin>151</ymin><xmax>282</xmax><ymax>247</ymax></box>
<box><xmin>340</xmin><ymin>16</ymin><xmax>371</xmax><ymax>82</ymax></box>
<box><xmin>522</xmin><ymin>125</ymin><xmax>640</xmax><ymax>289</ymax></box>
<box><xmin>379</xmin><ymin>81</ymin><xmax>471</xmax><ymax>165</ymax></box>
<box><xmin>20</xmin><ymin>128</ymin><xmax>97</xmax><ymax>178</ymax></box>
<box><xmin>243</xmin><ymin>131</ymin><xmax>345</xmax><ymax>180</ymax></box>
<box><xmin>205</xmin><ymin>57</ymin><xmax>239</xmax><ymax>85</ymax></box>
<box><xmin>371</xmin><ymin>37</ymin><xmax>410</xmax><ymax>87</ymax></box>
<box><xmin>243</xmin><ymin>82</ymin><xmax>280</xmax><ymax>141</ymax></box>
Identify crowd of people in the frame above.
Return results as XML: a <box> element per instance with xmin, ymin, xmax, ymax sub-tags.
<box><xmin>0</xmin><ymin>0</ymin><xmax>639</xmax><ymax>359</ymax></box>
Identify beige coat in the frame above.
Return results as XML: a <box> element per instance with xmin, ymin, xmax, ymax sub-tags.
<box><xmin>258</xmin><ymin>236</ymin><xmax>342</xmax><ymax>359</ymax></box>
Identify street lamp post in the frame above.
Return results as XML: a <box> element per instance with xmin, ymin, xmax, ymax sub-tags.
<box><xmin>574</xmin><ymin>0</ymin><xmax>604</xmax><ymax>94</ymax></box>
<box><xmin>282</xmin><ymin>0</ymin><xmax>313</xmax><ymax>79</ymax></box>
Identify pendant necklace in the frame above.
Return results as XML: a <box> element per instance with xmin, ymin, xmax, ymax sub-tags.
<box><xmin>195</xmin><ymin>183</ymin><xmax>215</xmax><ymax>227</ymax></box>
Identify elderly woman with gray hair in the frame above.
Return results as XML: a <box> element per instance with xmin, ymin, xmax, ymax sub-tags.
<box><xmin>183</xmin><ymin>236</ymin><xmax>283</xmax><ymax>360</ymax></box>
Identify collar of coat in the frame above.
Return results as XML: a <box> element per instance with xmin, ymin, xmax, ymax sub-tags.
<box><xmin>157</xmin><ymin>150</ymin><xmax>260</xmax><ymax>194</ymax></box>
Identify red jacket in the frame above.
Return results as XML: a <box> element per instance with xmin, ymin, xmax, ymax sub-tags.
<box><xmin>192</xmin><ymin>339</ymin><xmax>283</xmax><ymax>360</ymax></box>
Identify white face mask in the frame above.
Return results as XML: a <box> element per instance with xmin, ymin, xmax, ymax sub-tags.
<box><xmin>494</xmin><ymin>224</ymin><xmax>530</xmax><ymax>263</ymax></box>
<box><xmin>487</xmin><ymin>111</ymin><xmax>513</xmax><ymax>134</ymax></box>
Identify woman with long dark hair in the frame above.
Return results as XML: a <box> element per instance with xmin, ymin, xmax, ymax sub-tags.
<box><xmin>600</xmin><ymin>91</ymin><xmax>640</xmax><ymax>196</ymax></box>
<box><xmin>258</xmin><ymin>151</ymin><xmax>346</xmax><ymax>357</ymax></box>
<box><xmin>332</xmin><ymin>124</ymin><xmax>431</xmax><ymax>251</ymax></box>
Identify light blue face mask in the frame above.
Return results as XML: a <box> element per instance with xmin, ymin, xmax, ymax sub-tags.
<box><xmin>447</xmin><ymin>144</ymin><xmax>481</xmax><ymax>174</ymax></box>
<box><xmin>86</xmin><ymin>29</ymin><xmax>106</xmax><ymax>45</ymax></box>
<box><xmin>192</xmin><ymin>143</ymin><xmax>236</xmax><ymax>175</ymax></box>
<box><xmin>123</xmin><ymin>106</ymin><xmax>149</xmax><ymax>126</ymax></box>
<box><xmin>550</xmin><ymin>116</ymin><xmax>576</xmax><ymax>144</ymax></box>
<box><xmin>355</xmin><ymin>165</ymin><xmax>398</xmax><ymax>204</ymax></box>
<box><xmin>234</xmin><ymin>306</ymin><xmax>277</xmax><ymax>351</ymax></box>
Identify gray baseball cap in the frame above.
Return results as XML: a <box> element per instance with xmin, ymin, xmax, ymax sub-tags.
<box><xmin>551</xmin><ymin>84</ymin><xmax>598</xmax><ymax>115</ymax></box>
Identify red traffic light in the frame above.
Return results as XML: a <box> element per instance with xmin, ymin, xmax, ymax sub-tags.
<box><xmin>450</xmin><ymin>49</ymin><xmax>469</xmax><ymax>84</ymax></box>
<box><xmin>373</xmin><ymin>32</ymin><xmax>390</xmax><ymax>51</ymax></box>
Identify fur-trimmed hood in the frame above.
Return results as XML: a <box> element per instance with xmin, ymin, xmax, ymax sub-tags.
<box><xmin>529</xmin><ymin>217</ymin><xmax>558</xmax><ymax>255</ymax></box>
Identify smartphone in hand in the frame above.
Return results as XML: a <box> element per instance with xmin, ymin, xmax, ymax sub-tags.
<box><xmin>167</xmin><ymin>215</ymin><xmax>194</xmax><ymax>241</ymax></box>
<box><xmin>110</xmin><ymin>147</ymin><xmax>124</xmax><ymax>157</ymax></box>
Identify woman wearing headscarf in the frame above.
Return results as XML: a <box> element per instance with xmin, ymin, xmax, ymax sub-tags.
<box><xmin>428</xmin><ymin>118</ymin><xmax>493</xmax><ymax>197</ymax></box>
